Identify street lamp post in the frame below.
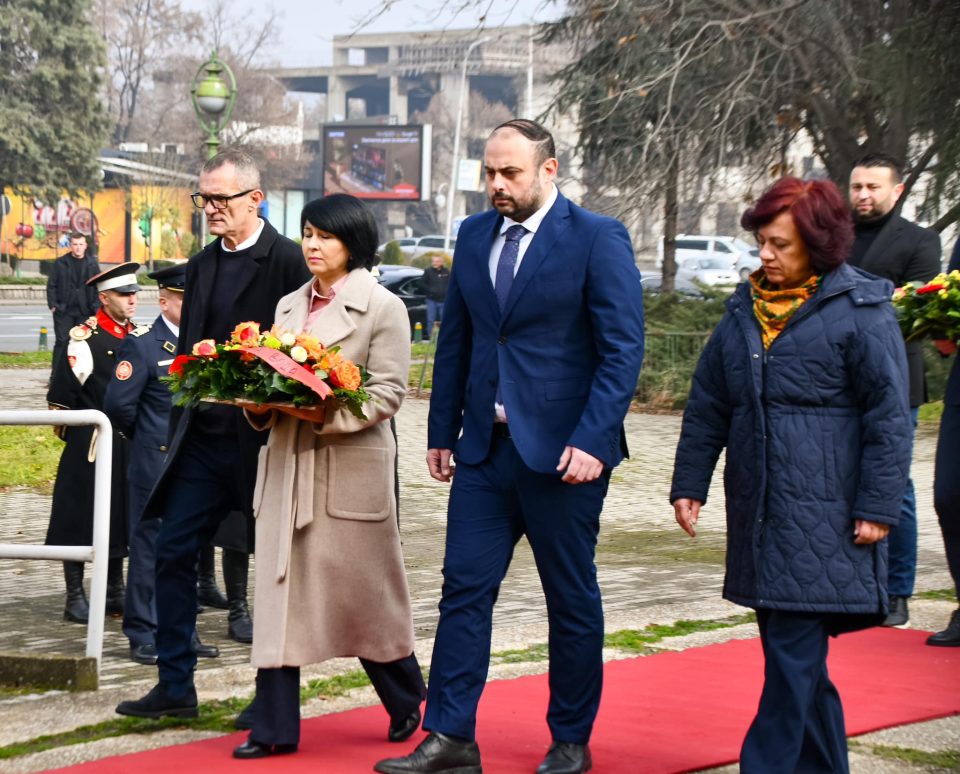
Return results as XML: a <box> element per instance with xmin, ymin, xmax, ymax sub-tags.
<box><xmin>444</xmin><ymin>36</ymin><xmax>491</xmax><ymax>252</ymax></box>
<box><xmin>190</xmin><ymin>51</ymin><xmax>237</xmax><ymax>161</ymax></box>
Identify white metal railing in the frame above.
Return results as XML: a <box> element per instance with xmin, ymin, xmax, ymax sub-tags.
<box><xmin>0</xmin><ymin>410</ymin><xmax>111</xmax><ymax>673</ymax></box>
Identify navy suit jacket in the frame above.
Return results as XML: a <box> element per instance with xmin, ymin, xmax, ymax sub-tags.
<box><xmin>428</xmin><ymin>192</ymin><xmax>645</xmax><ymax>474</ymax></box>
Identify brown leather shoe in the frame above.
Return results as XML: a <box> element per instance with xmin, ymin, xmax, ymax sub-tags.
<box><xmin>374</xmin><ymin>731</ymin><xmax>481</xmax><ymax>773</ymax></box>
<box><xmin>536</xmin><ymin>742</ymin><xmax>592</xmax><ymax>774</ymax></box>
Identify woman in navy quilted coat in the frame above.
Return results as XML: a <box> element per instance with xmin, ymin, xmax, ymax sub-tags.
<box><xmin>671</xmin><ymin>177</ymin><xmax>912</xmax><ymax>774</ymax></box>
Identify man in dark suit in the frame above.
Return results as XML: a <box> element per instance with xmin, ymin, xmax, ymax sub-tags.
<box><xmin>46</xmin><ymin>232</ymin><xmax>100</xmax><ymax>371</ymax></box>
<box><xmin>930</xmin><ymin>237</ymin><xmax>960</xmax><ymax>647</ymax></box>
<box><xmin>376</xmin><ymin>120</ymin><xmax>645</xmax><ymax>774</ymax></box>
<box><xmin>848</xmin><ymin>152</ymin><xmax>941</xmax><ymax>627</ymax></box>
<box><xmin>115</xmin><ymin>149</ymin><xmax>311</xmax><ymax>719</ymax></box>
<box><xmin>103</xmin><ymin>264</ymin><xmax>219</xmax><ymax>665</ymax></box>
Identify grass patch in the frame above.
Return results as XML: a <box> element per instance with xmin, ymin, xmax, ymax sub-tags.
<box><xmin>918</xmin><ymin>400</ymin><xmax>944</xmax><ymax>423</ymax></box>
<box><xmin>597</xmin><ymin>529</ymin><xmax>726</xmax><ymax>566</ymax></box>
<box><xmin>915</xmin><ymin>588</ymin><xmax>958</xmax><ymax>602</ymax></box>
<box><xmin>0</xmin><ymin>351</ymin><xmax>52</xmax><ymax>367</ymax></box>
<box><xmin>491</xmin><ymin>643</ymin><xmax>550</xmax><ymax>665</ymax></box>
<box><xmin>0</xmin><ymin>426</ymin><xmax>61</xmax><ymax>492</ymax></box>
<box><xmin>301</xmin><ymin>669</ymin><xmax>371</xmax><ymax>702</ymax></box>
<box><xmin>605</xmin><ymin>613</ymin><xmax>756</xmax><ymax>653</ymax></box>
<box><xmin>849</xmin><ymin>740</ymin><xmax>960</xmax><ymax>768</ymax></box>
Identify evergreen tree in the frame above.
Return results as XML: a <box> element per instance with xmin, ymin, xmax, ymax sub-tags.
<box><xmin>0</xmin><ymin>0</ymin><xmax>109</xmax><ymax>201</ymax></box>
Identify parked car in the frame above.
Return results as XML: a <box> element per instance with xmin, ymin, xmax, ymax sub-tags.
<box><xmin>640</xmin><ymin>273</ymin><xmax>705</xmax><ymax>297</ymax></box>
<box><xmin>735</xmin><ymin>247</ymin><xmax>761</xmax><ymax>280</ymax></box>
<box><xmin>377</xmin><ymin>266</ymin><xmax>427</xmax><ymax>339</ymax></box>
<box><xmin>676</xmin><ymin>256</ymin><xmax>740</xmax><ymax>287</ymax></box>
<box><xmin>656</xmin><ymin>234</ymin><xmax>755</xmax><ymax>279</ymax></box>
<box><xmin>377</xmin><ymin>235</ymin><xmax>456</xmax><ymax>260</ymax></box>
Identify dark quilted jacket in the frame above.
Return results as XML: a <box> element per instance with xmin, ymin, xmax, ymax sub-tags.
<box><xmin>670</xmin><ymin>263</ymin><xmax>912</xmax><ymax>614</ymax></box>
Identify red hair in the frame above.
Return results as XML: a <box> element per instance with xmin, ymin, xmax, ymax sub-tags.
<box><xmin>740</xmin><ymin>177</ymin><xmax>853</xmax><ymax>272</ymax></box>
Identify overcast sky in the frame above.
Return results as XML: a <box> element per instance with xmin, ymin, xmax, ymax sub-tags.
<box><xmin>182</xmin><ymin>0</ymin><xmax>565</xmax><ymax>68</ymax></box>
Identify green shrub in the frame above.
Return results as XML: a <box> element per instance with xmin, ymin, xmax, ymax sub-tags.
<box><xmin>381</xmin><ymin>241</ymin><xmax>405</xmax><ymax>265</ymax></box>
<box><xmin>411</xmin><ymin>251</ymin><xmax>452</xmax><ymax>269</ymax></box>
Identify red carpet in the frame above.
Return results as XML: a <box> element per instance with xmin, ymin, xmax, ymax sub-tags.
<box><xmin>53</xmin><ymin>628</ymin><xmax>960</xmax><ymax>773</ymax></box>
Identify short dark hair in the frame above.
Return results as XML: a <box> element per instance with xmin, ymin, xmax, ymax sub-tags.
<box><xmin>740</xmin><ymin>177</ymin><xmax>854</xmax><ymax>272</ymax></box>
<box><xmin>68</xmin><ymin>232</ymin><xmax>86</xmax><ymax>242</ymax></box>
<box><xmin>852</xmin><ymin>152</ymin><xmax>903</xmax><ymax>183</ymax></box>
<box><xmin>491</xmin><ymin>119</ymin><xmax>556</xmax><ymax>165</ymax></box>
<box><xmin>300</xmin><ymin>194</ymin><xmax>379</xmax><ymax>271</ymax></box>
<box><xmin>201</xmin><ymin>147</ymin><xmax>261</xmax><ymax>189</ymax></box>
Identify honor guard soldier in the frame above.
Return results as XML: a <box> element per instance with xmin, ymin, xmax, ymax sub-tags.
<box><xmin>104</xmin><ymin>264</ymin><xmax>220</xmax><ymax>664</ymax></box>
<box><xmin>47</xmin><ymin>262</ymin><xmax>139</xmax><ymax>624</ymax></box>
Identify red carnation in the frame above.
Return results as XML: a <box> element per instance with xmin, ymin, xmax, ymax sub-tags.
<box><xmin>169</xmin><ymin>354</ymin><xmax>197</xmax><ymax>377</ymax></box>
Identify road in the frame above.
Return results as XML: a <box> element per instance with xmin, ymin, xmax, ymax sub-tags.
<box><xmin>0</xmin><ymin>304</ymin><xmax>160</xmax><ymax>352</ymax></box>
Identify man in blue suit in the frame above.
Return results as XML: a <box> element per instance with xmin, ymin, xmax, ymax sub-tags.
<box><xmin>376</xmin><ymin>120</ymin><xmax>644</xmax><ymax>774</ymax></box>
<box><xmin>104</xmin><ymin>265</ymin><xmax>219</xmax><ymax>665</ymax></box>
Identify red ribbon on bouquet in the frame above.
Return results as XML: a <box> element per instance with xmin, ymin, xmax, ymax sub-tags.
<box><xmin>248</xmin><ymin>347</ymin><xmax>333</xmax><ymax>400</ymax></box>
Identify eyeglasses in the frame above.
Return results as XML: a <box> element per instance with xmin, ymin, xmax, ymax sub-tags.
<box><xmin>190</xmin><ymin>189</ymin><xmax>255</xmax><ymax>210</ymax></box>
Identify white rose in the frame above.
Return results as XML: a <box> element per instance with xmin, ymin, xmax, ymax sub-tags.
<box><xmin>280</xmin><ymin>332</ymin><xmax>297</xmax><ymax>347</ymax></box>
<box><xmin>290</xmin><ymin>345</ymin><xmax>308</xmax><ymax>363</ymax></box>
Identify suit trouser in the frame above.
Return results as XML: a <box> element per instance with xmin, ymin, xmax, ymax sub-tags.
<box><xmin>887</xmin><ymin>407</ymin><xmax>919</xmax><ymax>597</ymax></box>
<box><xmin>250</xmin><ymin>655</ymin><xmax>425</xmax><ymax>746</ymax></box>
<box><xmin>123</xmin><ymin>482</ymin><xmax>160</xmax><ymax>647</ymax></box>
<box><xmin>423</xmin><ymin>433</ymin><xmax>608</xmax><ymax>743</ymax></box>
<box><xmin>154</xmin><ymin>431</ymin><xmax>247</xmax><ymax>696</ymax></box>
<box><xmin>934</xmin><ymin>403</ymin><xmax>960</xmax><ymax>599</ymax></box>
<box><xmin>740</xmin><ymin>610</ymin><xmax>849</xmax><ymax>774</ymax></box>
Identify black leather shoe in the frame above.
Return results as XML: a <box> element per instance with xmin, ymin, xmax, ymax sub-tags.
<box><xmin>388</xmin><ymin>708</ymin><xmax>421</xmax><ymax>742</ymax></box>
<box><xmin>130</xmin><ymin>643</ymin><xmax>158</xmax><ymax>665</ymax></box>
<box><xmin>927</xmin><ymin>608</ymin><xmax>960</xmax><ymax>647</ymax></box>
<box><xmin>374</xmin><ymin>732</ymin><xmax>481</xmax><ymax>773</ymax></box>
<box><xmin>232</xmin><ymin>739</ymin><xmax>297</xmax><ymax>759</ymax></box>
<box><xmin>116</xmin><ymin>683</ymin><xmax>198</xmax><ymax>719</ymax></box>
<box><xmin>882</xmin><ymin>595</ymin><xmax>909</xmax><ymax>627</ymax></box>
<box><xmin>191</xmin><ymin>633</ymin><xmax>220</xmax><ymax>659</ymax></box>
<box><xmin>536</xmin><ymin>742</ymin><xmax>592</xmax><ymax>774</ymax></box>
<box><xmin>234</xmin><ymin>700</ymin><xmax>256</xmax><ymax>730</ymax></box>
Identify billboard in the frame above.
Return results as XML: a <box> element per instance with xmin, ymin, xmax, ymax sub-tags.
<box><xmin>322</xmin><ymin>125</ymin><xmax>432</xmax><ymax>201</ymax></box>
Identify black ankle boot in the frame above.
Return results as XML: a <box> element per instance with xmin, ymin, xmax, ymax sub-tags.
<box><xmin>63</xmin><ymin>561</ymin><xmax>89</xmax><ymax>624</ymax></box>
<box><xmin>106</xmin><ymin>556</ymin><xmax>125</xmax><ymax>617</ymax></box>
<box><xmin>223</xmin><ymin>549</ymin><xmax>253</xmax><ymax>643</ymax></box>
<box><xmin>197</xmin><ymin>544</ymin><xmax>229</xmax><ymax>609</ymax></box>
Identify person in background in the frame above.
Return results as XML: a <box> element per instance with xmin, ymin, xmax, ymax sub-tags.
<box><xmin>418</xmin><ymin>253</ymin><xmax>450</xmax><ymax>338</ymax></box>
<box><xmin>847</xmin><ymin>153</ymin><xmax>941</xmax><ymax>627</ymax></box>
<box><xmin>115</xmin><ymin>148</ymin><xmax>310</xmax><ymax>720</ymax></box>
<box><xmin>672</xmin><ymin>177</ymin><xmax>912</xmax><ymax>772</ymax></box>
<box><xmin>929</xmin><ymin>236</ymin><xmax>960</xmax><ymax>647</ymax></box>
<box><xmin>233</xmin><ymin>193</ymin><xmax>425</xmax><ymax>759</ymax></box>
<box><xmin>47</xmin><ymin>232</ymin><xmax>100</xmax><ymax>371</ymax></box>
<box><xmin>47</xmin><ymin>262</ymin><xmax>139</xmax><ymax>625</ymax></box>
<box><xmin>103</xmin><ymin>264</ymin><xmax>220</xmax><ymax>665</ymax></box>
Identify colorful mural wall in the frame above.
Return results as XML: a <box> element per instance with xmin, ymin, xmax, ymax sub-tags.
<box><xmin>0</xmin><ymin>186</ymin><xmax>197</xmax><ymax>265</ymax></box>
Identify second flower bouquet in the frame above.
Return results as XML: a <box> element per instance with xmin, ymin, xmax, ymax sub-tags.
<box><xmin>892</xmin><ymin>271</ymin><xmax>960</xmax><ymax>343</ymax></box>
<box><xmin>163</xmin><ymin>321</ymin><xmax>370</xmax><ymax>420</ymax></box>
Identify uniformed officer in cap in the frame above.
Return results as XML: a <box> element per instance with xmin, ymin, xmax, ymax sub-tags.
<box><xmin>104</xmin><ymin>264</ymin><xmax>221</xmax><ymax>664</ymax></box>
<box><xmin>47</xmin><ymin>262</ymin><xmax>139</xmax><ymax>624</ymax></box>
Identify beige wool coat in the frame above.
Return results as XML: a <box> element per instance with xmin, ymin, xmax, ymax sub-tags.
<box><xmin>247</xmin><ymin>268</ymin><xmax>415</xmax><ymax>668</ymax></box>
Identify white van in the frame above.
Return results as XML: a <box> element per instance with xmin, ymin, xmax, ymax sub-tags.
<box><xmin>657</xmin><ymin>235</ymin><xmax>758</xmax><ymax>279</ymax></box>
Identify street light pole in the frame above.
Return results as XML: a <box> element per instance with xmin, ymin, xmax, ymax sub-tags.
<box><xmin>190</xmin><ymin>51</ymin><xmax>238</xmax><ymax>161</ymax></box>
<box><xmin>444</xmin><ymin>36</ymin><xmax>490</xmax><ymax>252</ymax></box>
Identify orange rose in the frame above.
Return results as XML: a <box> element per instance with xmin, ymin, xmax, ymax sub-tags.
<box><xmin>231</xmin><ymin>321</ymin><xmax>261</xmax><ymax>346</ymax></box>
<box><xmin>329</xmin><ymin>360</ymin><xmax>362</xmax><ymax>391</ymax></box>
<box><xmin>295</xmin><ymin>332</ymin><xmax>325</xmax><ymax>362</ymax></box>
<box><xmin>317</xmin><ymin>348</ymin><xmax>344</xmax><ymax>372</ymax></box>
<box><xmin>191</xmin><ymin>339</ymin><xmax>218</xmax><ymax>357</ymax></box>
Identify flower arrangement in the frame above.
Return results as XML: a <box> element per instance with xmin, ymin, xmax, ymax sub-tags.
<box><xmin>162</xmin><ymin>321</ymin><xmax>370</xmax><ymax>419</ymax></box>
<box><xmin>892</xmin><ymin>271</ymin><xmax>960</xmax><ymax>343</ymax></box>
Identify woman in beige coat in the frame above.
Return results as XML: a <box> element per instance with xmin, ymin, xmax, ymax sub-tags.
<box><xmin>233</xmin><ymin>194</ymin><xmax>425</xmax><ymax>760</ymax></box>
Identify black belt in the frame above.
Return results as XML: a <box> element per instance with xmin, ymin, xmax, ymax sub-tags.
<box><xmin>492</xmin><ymin>423</ymin><xmax>511</xmax><ymax>439</ymax></box>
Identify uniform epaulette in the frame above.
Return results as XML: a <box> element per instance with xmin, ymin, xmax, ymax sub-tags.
<box><xmin>69</xmin><ymin>323</ymin><xmax>92</xmax><ymax>341</ymax></box>
<box><xmin>130</xmin><ymin>324</ymin><xmax>153</xmax><ymax>337</ymax></box>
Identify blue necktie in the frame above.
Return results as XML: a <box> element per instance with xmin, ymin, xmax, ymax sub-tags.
<box><xmin>494</xmin><ymin>224</ymin><xmax>527</xmax><ymax>312</ymax></box>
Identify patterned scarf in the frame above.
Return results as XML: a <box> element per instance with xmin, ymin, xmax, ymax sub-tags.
<box><xmin>750</xmin><ymin>269</ymin><xmax>821</xmax><ymax>350</ymax></box>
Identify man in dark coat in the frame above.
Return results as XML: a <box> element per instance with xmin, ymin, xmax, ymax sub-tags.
<box><xmin>103</xmin><ymin>264</ymin><xmax>220</xmax><ymax>665</ymax></box>
<box><xmin>116</xmin><ymin>148</ymin><xmax>311</xmax><ymax>719</ymax></box>
<box><xmin>418</xmin><ymin>253</ymin><xmax>450</xmax><ymax>335</ymax></box>
<box><xmin>47</xmin><ymin>262</ymin><xmax>138</xmax><ymax>624</ymax></box>
<box><xmin>46</xmin><ymin>232</ymin><xmax>100</xmax><ymax>370</ymax></box>
<box><xmin>848</xmin><ymin>152</ymin><xmax>942</xmax><ymax>627</ymax></box>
